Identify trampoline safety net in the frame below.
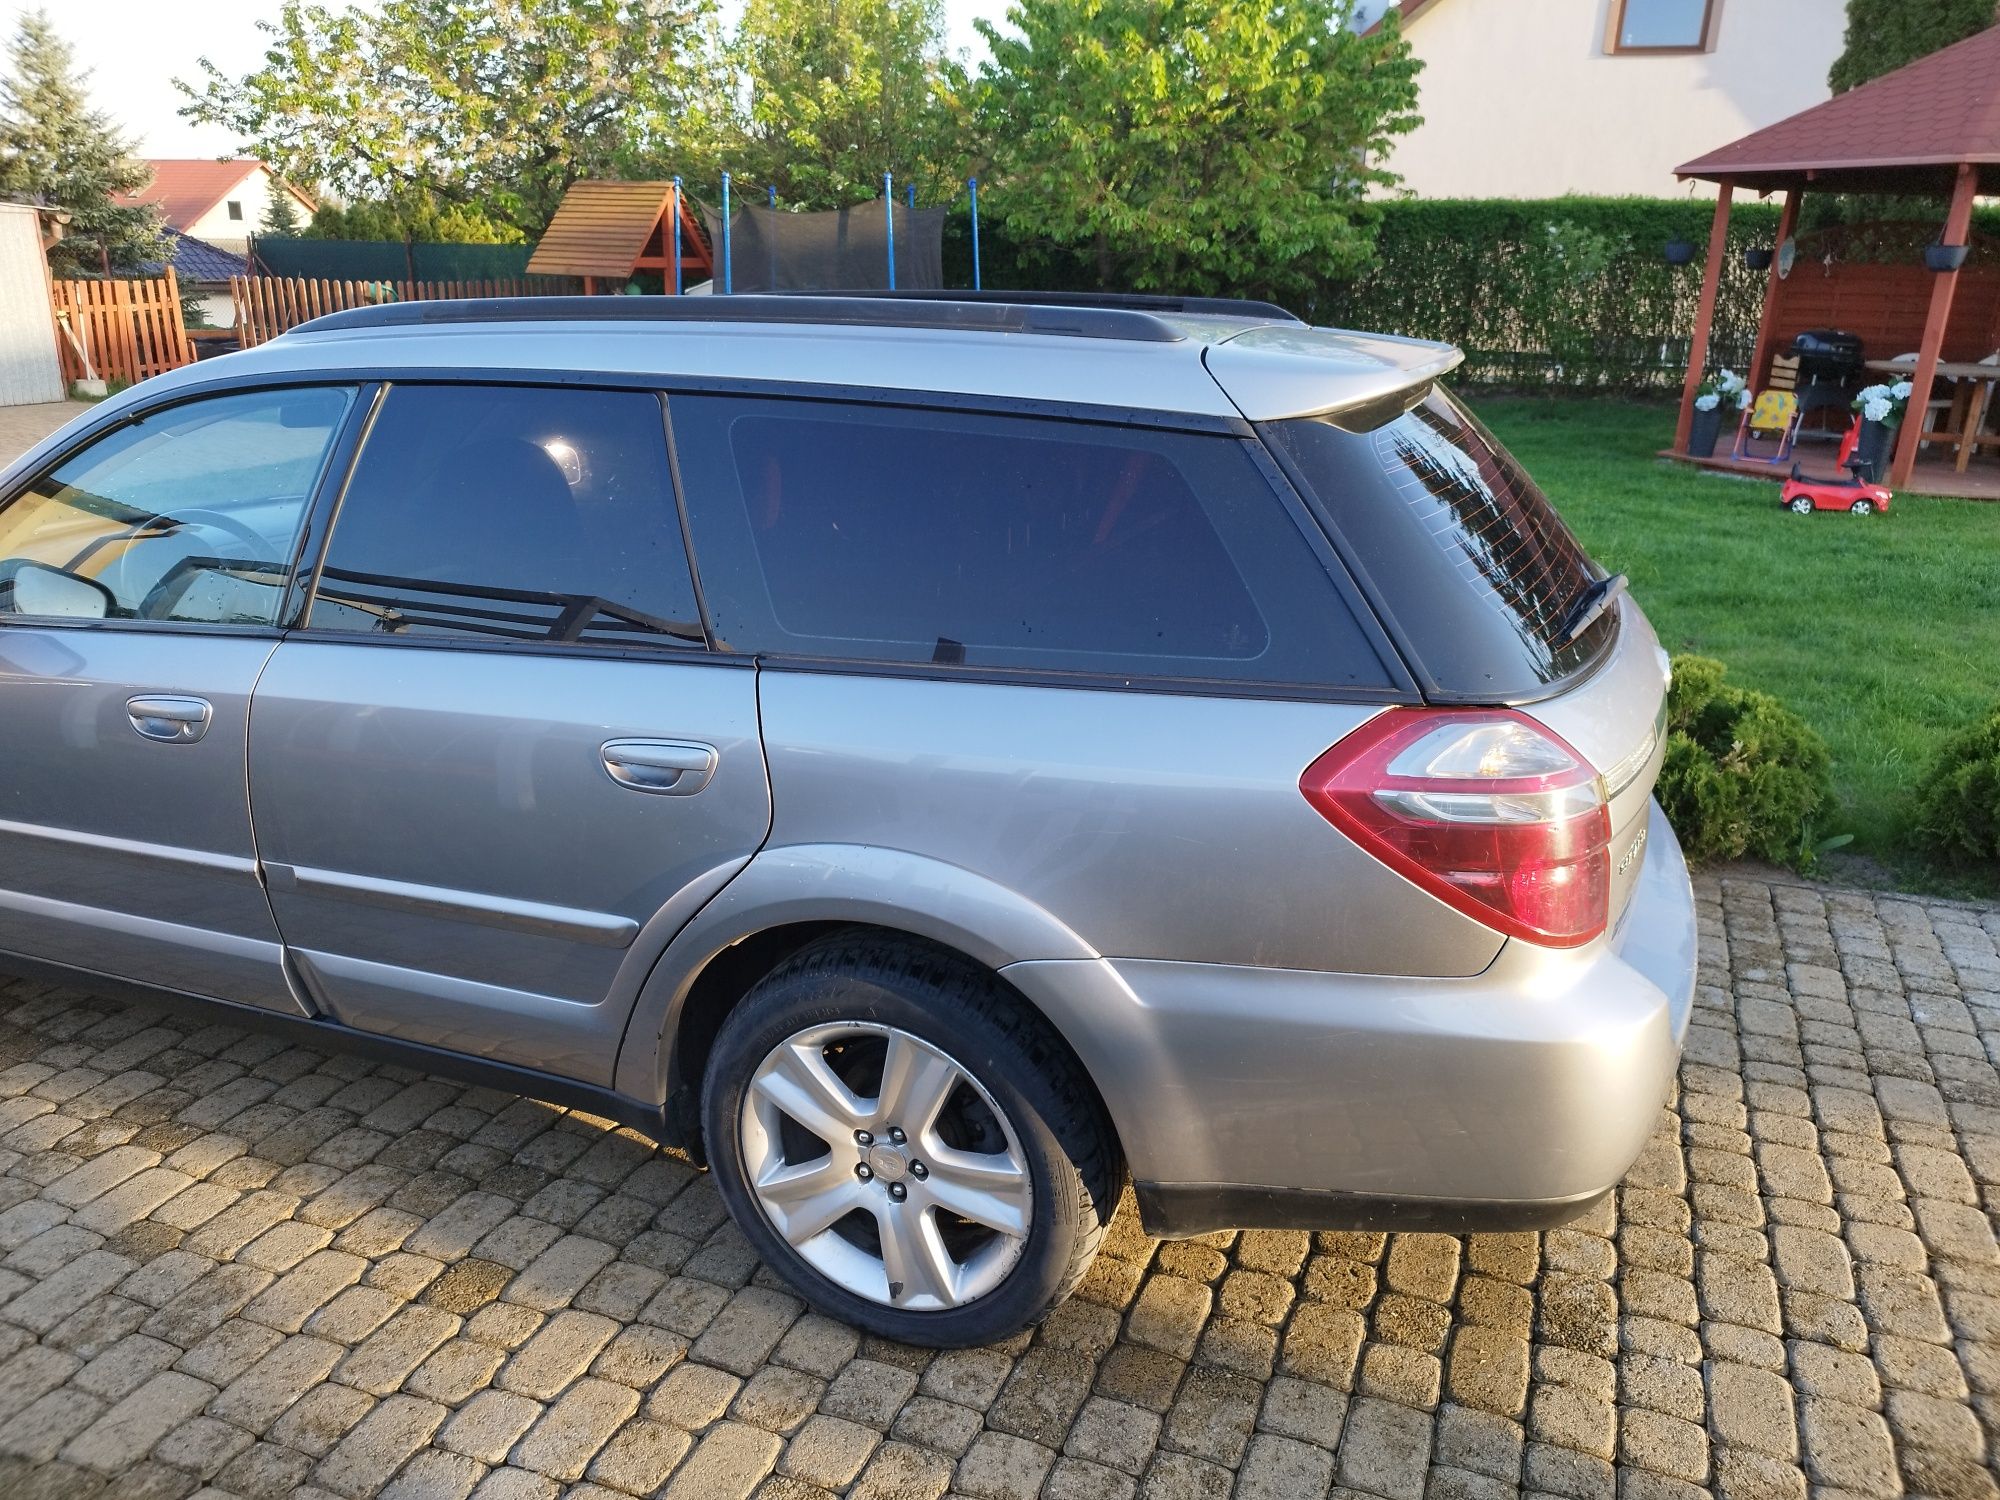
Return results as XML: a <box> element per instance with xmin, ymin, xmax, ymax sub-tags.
<box><xmin>699</xmin><ymin>200</ymin><xmax>945</xmax><ymax>292</ymax></box>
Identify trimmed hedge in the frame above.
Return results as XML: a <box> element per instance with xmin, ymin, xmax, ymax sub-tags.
<box><xmin>944</xmin><ymin>195</ymin><xmax>2000</xmax><ymax>392</ymax></box>
<box><xmin>1310</xmin><ymin>197</ymin><xmax>1783</xmax><ymax>392</ymax></box>
<box><xmin>1656</xmin><ymin>656</ymin><xmax>1834</xmax><ymax>869</ymax></box>
<box><xmin>1914</xmin><ymin>703</ymin><xmax>2000</xmax><ymax>866</ymax></box>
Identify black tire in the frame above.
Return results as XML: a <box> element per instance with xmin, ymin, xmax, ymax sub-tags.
<box><xmin>1850</xmin><ymin>498</ymin><xmax>1874</xmax><ymax>516</ymax></box>
<box><xmin>701</xmin><ymin>931</ymin><xmax>1121</xmax><ymax>1345</ymax></box>
<box><xmin>1788</xmin><ymin>494</ymin><xmax>1815</xmax><ymax>515</ymax></box>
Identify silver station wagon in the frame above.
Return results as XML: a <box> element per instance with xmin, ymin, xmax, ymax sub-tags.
<box><xmin>0</xmin><ymin>292</ymin><xmax>1694</xmax><ymax>1345</ymax></box>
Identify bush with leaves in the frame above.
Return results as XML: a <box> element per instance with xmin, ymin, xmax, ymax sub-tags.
<box><xmin>1913</xmin><ymin>703</ymin><xmax>2000</xmax><ymax>866</ymax></box>
<box><xmin>1655</xmin><ymin>656</ymin><xmax>1834</xmax><ymax>868</ymax></box>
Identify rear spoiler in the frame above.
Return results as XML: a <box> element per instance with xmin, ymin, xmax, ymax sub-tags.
<box><xmin>1203</xmin><ymin>325</ymin><xmax>1464</xmax><ymax>428</ymax></box>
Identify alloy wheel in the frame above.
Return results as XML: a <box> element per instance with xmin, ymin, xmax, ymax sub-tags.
<box><xmin>740</xmin><ymin>1021</ymin><xmax>1033</xmax><ymax>1310</ymax></box>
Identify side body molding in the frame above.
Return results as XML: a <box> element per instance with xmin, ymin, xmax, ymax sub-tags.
<box><xmin>612</xmin><ymin>843</ymin><xmax>1100</xmax><ymax>1105</ymax></box>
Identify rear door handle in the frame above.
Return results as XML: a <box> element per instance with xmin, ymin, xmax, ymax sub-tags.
<box><xmin>127</xmin><ymin>695</ymin><xmax>213</xmax><ymax>744</ymax></box>
<box><xmin>600</xmin><ymin>739</ymin><xmax>718</xmax><ymax>796</ymax></box>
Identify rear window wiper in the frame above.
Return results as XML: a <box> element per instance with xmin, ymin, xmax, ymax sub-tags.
<box><xmin>1553</xmin><ymin>572</ymin><xmax>1627</xmax><ymax>648</ymax></box>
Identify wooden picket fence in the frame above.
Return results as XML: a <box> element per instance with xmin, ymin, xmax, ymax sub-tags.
<box><xmin>50</xmin><ymin>269</ymin><xmax>195</xmax><ymax>387</ymax></box>
<box><xmin>230</xmin><ymin>276</ymin><xmax>555</xmax><ymax>348</ymax></box>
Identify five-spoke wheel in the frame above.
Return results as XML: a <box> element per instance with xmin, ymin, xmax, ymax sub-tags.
<box><xmin>703</xmin><ymin>933</ymin><xmax>1119</xmax><ymax>1344</ymax></box>
<box><xmin>742</xmin><ymin>1022</ymin><xmax>1032</xmax><ymax>1310</ymax></box>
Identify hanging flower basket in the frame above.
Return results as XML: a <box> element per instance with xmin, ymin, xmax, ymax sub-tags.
<box><xmin>1664</xmin><ymin>239</ymin><xmax>1696</xmax><ymax>266</ymax></box>
<box><xmin>1924</xmin><ymin>243</ymin><xmax>1970</xmax><ymax>273</ymax></box>
<box><xmin>1743</xmin><ymin>247</ymin><xmax>1773</xmax><ymax>271</ymax></box>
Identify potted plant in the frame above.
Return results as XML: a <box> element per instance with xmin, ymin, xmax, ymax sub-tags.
<box><xmin>1850</xmin><ymin>379</ymin><xmax>1912</xmax><ymax>479</ymax></box>
<box><xmin>1744</xmin><ymin>247</ymin><xmax>1773</xmax><ymax>271</ymax></box>
<box><xmin>1689</xmin><ymin>368</ymin><xmax>1748</xmax><ymax>457</ymax></box>
<box><xmin>1664</xmin><ymin>238</ymin><xmax>1696</xmax><ymax>266</ymax></box>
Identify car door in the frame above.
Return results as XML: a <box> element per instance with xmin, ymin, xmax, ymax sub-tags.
<box><xmin>247</xmin><ymin>381</ymin><xmax>770</xmax><ymax>1087</ymax></box>
<box><xmin>0</xmin><ymin>383</ymin><xmax>363</xmax><ymax>1013</ymax></box>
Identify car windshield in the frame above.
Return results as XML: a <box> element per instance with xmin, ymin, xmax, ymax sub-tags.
<box><xmin>1260</xmin><ymin>387</ymin><xmax>1613</xmax><ymax>697</ymax></box>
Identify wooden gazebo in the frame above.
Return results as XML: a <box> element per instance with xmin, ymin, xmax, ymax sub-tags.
<box><xmin>526</xmin><ymin>181</ymin><xmax>713</xmax><ymax>294</ymax></box>
<box><xmin>1670</xmin><ymin>25</ymin><xmax>2000</xmax><ymax>493</ymax></box>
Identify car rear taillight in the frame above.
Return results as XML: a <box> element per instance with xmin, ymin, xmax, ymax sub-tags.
<box><xmin>1300</xmin><ymin>709</ymin><xmax>1612</xmax><ymax>948</ymax></box>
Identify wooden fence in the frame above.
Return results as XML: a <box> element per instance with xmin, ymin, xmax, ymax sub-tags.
<box><xmin>230</xmin><ymin>276</ymin><xmax>556</xmax><ymax>348</ymax></box>
<box><xmin>50</xmin><ymin>269</ymin><xmax>194</xmax><ymax>387</ymax></box>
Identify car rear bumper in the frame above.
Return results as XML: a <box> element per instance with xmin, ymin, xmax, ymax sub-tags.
<box><xmin>1002</xmin><ymin>797</ymin><xmax>1695</xmax><ymax>1237</ymax></box>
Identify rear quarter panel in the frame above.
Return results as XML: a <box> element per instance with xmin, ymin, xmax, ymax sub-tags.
<box><xmin>752</xmin><ymin>670</ymin><xmax>1507</xmax><ymax>976</ymax></box>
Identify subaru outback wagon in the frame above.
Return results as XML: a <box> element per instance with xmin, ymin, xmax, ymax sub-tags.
<box><xmin>0</xmin><ymin>292</ymin><xmax>1693</xmax><ymax>1345</ymax></box>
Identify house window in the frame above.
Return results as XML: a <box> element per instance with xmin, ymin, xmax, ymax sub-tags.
<box><xmin>226</xmin><ymin>201</ymin><xmax>243</xmax><ymax>220</ymax></box>
<box><xmin>1608</xmin><ymin>0</ymin><xmax>1716</xmax><ymax>52</ymax></box>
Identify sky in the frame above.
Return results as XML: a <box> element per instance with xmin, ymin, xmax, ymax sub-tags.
<box><xmin>3</xmin><ymin>0</ymin><xmax>1018</xmax><ymax>159</ymax></box>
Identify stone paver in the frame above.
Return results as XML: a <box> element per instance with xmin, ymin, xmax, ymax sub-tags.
<box><xmin>0</xmin><ymin>870</ymin><xmax>1997</xmax><ymax>1497</ymax></box>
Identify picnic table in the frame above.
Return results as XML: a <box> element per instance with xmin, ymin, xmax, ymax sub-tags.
<box><xmin>1865</xmin><ymin>357</ymin><xmax>1999</xmax><ymax>474</ymax></box>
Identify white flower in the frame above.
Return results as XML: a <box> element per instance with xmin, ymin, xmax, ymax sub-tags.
<box><xmin>1863</xmin><ymin>396</ymin><xmax>1892</xmax><ymax>423</ymax></box>
<box><xmin>1695</xmin><ymin>392</ymin><xmax>1719</xmax><ymax>412</ymax></box>
<box><xmin>1737</xmin><ymin>389</ymin><xmax>1752</xmax><ymax>409</ymax></box>
<box><xmin>1891</xmin><ymin>380</ymin><xmax>1913</xmax><ymax>400</ymax></box>
<box><xmin>1717</xmin><ymin>369</ymin><xmax>1745</xmax><ymax>394</ymax></box>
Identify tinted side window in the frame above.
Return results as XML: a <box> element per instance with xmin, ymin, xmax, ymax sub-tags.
<box><xmin>0</xmin><ymin>386</ymin><xmax>354</xmax><ymax>626</ymax></box>
<box><xmin>1262</xmin><ymin>388</ymin><xmax>1613</xmax><ymax>697</ymax></box>
<box><xmin>670</xmin><ymin>397</ymin><xmax>1390</xmax><ymax>687</ymax></box>
<box><xmin>308</xmin><ymin>385</ymin><xmax>702</xmax><ymax>648</ymax></box>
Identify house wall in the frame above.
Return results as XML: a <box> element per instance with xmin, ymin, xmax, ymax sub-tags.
<box><xmin>0</xmin><ymin>204</ymin><xmax>64</xmax><ymax>407</ymax></box>
<box><xmin>1382</xmin><ymin>0</ymin><xmax>1846</xmax><ymax>199</ymax></box>
<box><xmin>184</xmin><ymin>169</ymin><xmax>312</xmax><ymax>253</ymax></box>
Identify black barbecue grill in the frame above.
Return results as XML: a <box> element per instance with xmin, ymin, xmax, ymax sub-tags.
<box><xmin>1788</xmin><ymin>329</ymin><xmax>1866</xmax><ymax>385</ymax></box>
<box><xmin>1775</xmin><ymin>328</ymin><xmax>1867</xmax><ymax>435</ymax></box>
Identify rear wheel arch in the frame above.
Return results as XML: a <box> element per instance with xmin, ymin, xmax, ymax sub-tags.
<box><xmin>612</xmin><ymin>843</ymin><xmax>1101</xmax><ymax>1112</ymax></box>
<box><xmin>660</xmin><ymin>920</ymin><xmax>1122</xmax><ymax>1180</ymax></box>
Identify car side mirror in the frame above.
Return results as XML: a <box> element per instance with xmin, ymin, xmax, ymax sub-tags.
<box><xmin>4</xmin><ymin>560</ymin><xmax>115</xmax><ymax>619</ymax></box>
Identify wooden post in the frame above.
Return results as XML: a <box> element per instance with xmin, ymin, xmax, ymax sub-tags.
<box><xmin>1674</xmin><ymin>180</ymin><xmax>1734</xmax><ymax>454</ymax></box>
<box><xmin>1890</xmin><ymin>161</ymin><xmax>1978</xmax><ymax>488</ymax></box>
<box><xmin>1744</xmin><ymin>187</ymin><xmax>1801</xmax><ymax>393</ymax></box>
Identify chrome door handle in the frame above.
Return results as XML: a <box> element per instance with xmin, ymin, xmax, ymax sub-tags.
<box><xmin>600</xmin><ymin>739</ymin><xmax>718</xmax><ymax>796</ymax></box>
<box><xmin>127</xmin><ymin>695</ymin><xmax>213</xmax><ymax>744</ymax></box>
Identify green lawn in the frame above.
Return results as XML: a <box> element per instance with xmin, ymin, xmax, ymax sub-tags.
<box><xmin>1474</xmin><ymin>396</ymin><xmax>2000</xmax><ymax>897</ymax></box>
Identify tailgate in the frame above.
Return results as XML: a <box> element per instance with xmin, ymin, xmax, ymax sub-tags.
<box><xmin>1526</xmin><ymin>595</ymin><xmax>1671</xmax><ymax>927</ymax></box>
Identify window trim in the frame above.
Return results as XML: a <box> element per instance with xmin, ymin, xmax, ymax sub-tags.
<box><xmin>1604</xmin><ymin>0</ymin><xmax>1718</xmax><ymax>54</ymax></box>
<box><xmin>0</xmin><ymin>379</ymin><xmax>375</xmax><ymax>637</ymax></box>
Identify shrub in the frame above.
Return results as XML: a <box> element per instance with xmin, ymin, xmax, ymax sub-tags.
<box><xmin>1913</xmin><ymin>704</ymin><xmax>2000</xmax><ymax>865</ymax></box>
<box><xmin>1655</xmin><ymin>655</ymin><xmax>1833</xmax><ymax>868</ymax></box>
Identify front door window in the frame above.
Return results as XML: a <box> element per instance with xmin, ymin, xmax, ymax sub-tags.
<box><xmin>0</xmin><ymin>386</ymin><xmax>355</xmax><ymax>627</ymax></box>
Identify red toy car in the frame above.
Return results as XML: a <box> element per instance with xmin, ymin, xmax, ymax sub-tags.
<box><xmin>1781</xmin><ymin>468</ymin><xmax>1891</xmax><ymax>516</ymax></box>
<box><xmin>1779</xmin><ymin>421</ymin><xmax>1891</xmax><ymax>516</ymax></box>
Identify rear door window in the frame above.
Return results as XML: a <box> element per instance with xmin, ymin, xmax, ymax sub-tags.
<box><xmin>668</xmin><ymin>396</ymin><xmax>1394</xmax><ymax>688</ymax></box>
<box><xmin>1262</xmin><ymin>388</ymin><xmax>1614</xmax><ymax>698</ymax></box>
<box><xmin>307</xmin><ymin>384</ymin><xmax>704</xmax><ymax>649</ymax></box>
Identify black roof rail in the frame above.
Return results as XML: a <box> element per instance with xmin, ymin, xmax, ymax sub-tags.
<box><xmin>288</xmin><ymin>293</ymin><xmax>1209</xmax><ymax>344</ymax></box>
<box><xmin>798</xmin><ymin>288</ymin><xmax>1304</xmax><ymax>323</ymax></box>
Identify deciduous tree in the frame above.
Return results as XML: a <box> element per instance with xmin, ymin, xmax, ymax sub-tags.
<box><xmin>973</xmin><ymin>0</ymin><xmax>1421</xmax><ymax>302</ymax></box>
<box><xmin>726</xmin><ymin>0</ymin><xmax>968</xmax><ymax>209</ymax></box>
<box><xmin>178</xmin><ymin>0</ymin><xmax>736</xmax><ymax>236</ymax></box>
<box><xmin>0</xmin><ymin>9</ymin><xmax>166</xmax><ymax>276</ymax></box>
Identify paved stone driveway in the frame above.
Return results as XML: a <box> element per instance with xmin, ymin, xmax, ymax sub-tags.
<box><xmin>0</xmin><ymin>400</ymin><xmax>87</xmax><ymax>463</ymax></box>
<box><xmin>0</xmin><ymin>871</ymin><xmax>1995</xmax><ymax>1500</ymax></box>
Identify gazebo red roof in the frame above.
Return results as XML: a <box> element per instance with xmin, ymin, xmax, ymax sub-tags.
<box><xmin>1676</xmin><ymin>24</ymin><xmax>2000</xmax><ymax>196</ymax></box>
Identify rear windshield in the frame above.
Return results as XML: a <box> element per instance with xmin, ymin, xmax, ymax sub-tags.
<box><xmin>1261</xmin><ymin>388</ymin><xmax>1614</xmax><ymax>698</ymax></box>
